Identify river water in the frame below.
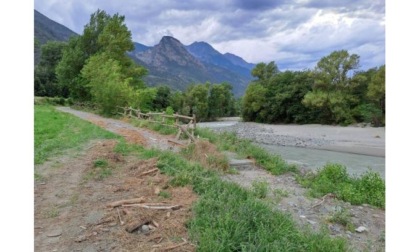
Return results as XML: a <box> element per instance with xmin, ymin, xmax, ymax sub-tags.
<box><xmin>197</xmin><ymin>121</ymin><xmax>385</xmax><ymax>179</ymax></box>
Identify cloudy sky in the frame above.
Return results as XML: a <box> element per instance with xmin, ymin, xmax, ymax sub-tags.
<box><xmin>34</xmin><ymin>0</ymin><xmax>385</xmax><ymax>71</ymax></box>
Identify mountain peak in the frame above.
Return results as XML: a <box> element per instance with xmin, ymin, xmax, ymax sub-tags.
<box><xmin>160</xmin><ymin>36</ymin><xmax>181</xmax><ymax>44</ymax></box>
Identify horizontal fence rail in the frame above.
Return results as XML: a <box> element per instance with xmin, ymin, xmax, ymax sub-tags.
<box><xmin>118</xmin><ymin>107</ymin><xmax>196</xmax><ymax>143</ymax></box>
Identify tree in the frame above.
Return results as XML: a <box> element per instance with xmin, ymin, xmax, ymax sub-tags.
<box><xmin>251</xmin><ymin>61</ymin><xmax>278</xmax><ymax>82</ymax></box>
<box><xmin>183</xmin><ymin>83</ymin><xmax>210</xmax><ymax>121</ymax></box>
<box><xmin>81</xmin><ymin>53</ymin><xmax>134</xmax><ymax>115</ymax></box>
<box><xmin>366</xmin><ymin>65</ymin><xmax>385</xmax><ymax>126</ymax></box>
<box><xmin>152</xmin><ymin>85</ymin><xmax>172</xmax><ymax>111</ymax></box>
<box><xmin>56</xmin><ymin>9</ymin><xmax>147</xmax><ymax>101</ymax></box>
<box><xmin>367</xmin><ymin>65</ymin><xmax>385</xmax><ymax>113</ymax></box>
<box><xmin>303</xmin><ymin>50</ymin><xmax>360</xmax><ymax>124</ymax></box>
<box><xmin>34</xmin><ymin>41</ymin><xmax>67</xmax><ymax>97</ymax></box>
<box><xmin>314</xmin><ymin>50</ymin><xmax>360</xmax><ymax>89</ymax></box>
<box><xmin>241</xmin><ymin>82</ymin><xmax>268</xmax><ymax>122</ymax></box>
<box><xmin>208</xmin><ymin>83</ymin><xmax>235</xmax><ymax>120</ymax></box>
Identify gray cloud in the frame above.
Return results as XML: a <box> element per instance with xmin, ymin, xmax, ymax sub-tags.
<box><xmin>230</xmin><ymin>0</ymin><xmax>284</xmax><ymax>11</ymax></box>
<box><xmin>34</xmin><ymin>0</ymin><xmax>385</xmax><ymax>70</ymax></box>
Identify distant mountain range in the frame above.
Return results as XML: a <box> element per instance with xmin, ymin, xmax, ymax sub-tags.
<box><xmin>34</xmin><ymin>10</ymin><xmax>256</xmax><ymax>96</ymax></box>
<box><xmin>129</xmin><ymin>36</ymin><xmax>255</xmax><ymax>96</ymax></box>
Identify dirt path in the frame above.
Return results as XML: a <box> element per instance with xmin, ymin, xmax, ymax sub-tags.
<box><xmin>56</xmin><ymin>106</ymin><xmax>185</xmax><ymax>151</ymax></box>
<box><xmin>35</xmin><ymin>107</ymin><xmax>385</xmax><ymax>252</ymax></box>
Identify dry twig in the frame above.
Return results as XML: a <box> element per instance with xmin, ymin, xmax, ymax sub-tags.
<box><xmin>139</xmin><ymin>168</ymin><xmax>158</xmax><ymax>177</ymax></box>
<box><xmin>106</xmin><ymin>197</ymin><xmax>145</xmax><ymax>208</ymax></box>
<box><xmin>122</xmin><ymin>204</ymin><xmax>182</xmax><ymax>210</ymax></box>
<box><xmin>162</xmin><ymin>241</ymin><xmax>188</xmax><ymax>251</ymax></box>
<box><xmin>309</xmin><ymin>193</ymin><xmax>335</xmax><ymax>209</ymax></box>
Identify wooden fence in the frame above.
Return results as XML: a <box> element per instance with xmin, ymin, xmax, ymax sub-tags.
<box><xmin>118</xmin><ymin>107</ymin><xmax>196</xmax><ymax>143</ymax></box>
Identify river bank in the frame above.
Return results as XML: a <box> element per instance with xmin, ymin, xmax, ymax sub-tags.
<box><xmin>197</xmin><ymin>120</ymin><xmax>385</xmax><ymax>178</ymax></box>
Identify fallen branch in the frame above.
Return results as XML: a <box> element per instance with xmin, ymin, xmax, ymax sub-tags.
<box><xmin>117</xmin><ymin>208</ymin><xmax>124</xmax><ymax>225</ymax></box>
<box><xmin>151</xmin><ymin>220</ymin><xmax>160</xmax><ymax>228</ymax></box>
<box><xmin>168</xmin><ymin>139</ymin><xmax>186</xmax><ymax>146</ymax></box>
<box><xmin>122</xmin><ymin>204</ymin><xmax>182</xmax><ymax>210</ymax></box>
<box><xmin>139</xmin><ymin>168</ymin><xmax>159</xmax><ymax>177</ymax></box>
<box><xmin>309</xmin><ymin>193</ymin><xmax>336</xmax><ymax>209</ymax></box>
<box><xmin>106</xmin><ymin>197</ymin><xmax>145</xmax><ymax>208</ymax></box>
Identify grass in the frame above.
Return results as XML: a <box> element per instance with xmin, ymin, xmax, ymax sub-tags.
<box><xmin>85</xmin><ymin>158</ymin><xmax>113</xmax><ymax>180</ymax></box>
<box><xmin>35</xmin><ymin>105</ymin><xmax>119</xmax><ymax>164</ymax></box>
<box><xmin>158</xmin><ymin>190</ymin><xmax>171</xmax><ymax>199</ymax></box>
<box><xmin>298</xmin><ymin>163</ymin><xmax>385</xmax><ymax>208</ymax></box>
<box><xmin>273</xmin><ymin>188</ymin><xmax>289</xmax><ymax>201</ymax></box>
<box><xmin>129</xmin><ymin>118</ymin><xmax>179</xmax><ymax>135</ymax></box>
<box><xmin>44</xmin><ymin>205</ymin><xmax>59</xmax><ymax>218</ymax></box>
<box><xmin>35</xmin><ymin>105</ymin><xmax>350</xmax><ymax>250</ymax></box>
<box><xmin>327</xmin><ymin>207</ymin><xmax>355</xmax><ymax>232</ymax></box>
<box><xmin>121</xmin><ymin>146</ymin><xmax>348</xmax><ymax>251</ymax></box>
<box><xmin>251</xmin><ymin>180</ymin><xmax>270</xmax><ymax>199</ymax></box>
<box><xmin>195</xmin><ymin>128</ymin><xmax>295</xmax><ymax>175</ymax></box>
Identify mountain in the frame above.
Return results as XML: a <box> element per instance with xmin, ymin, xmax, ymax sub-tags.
<box><xmin>128</xmin><ymin>42</ymin><xmax>151</xmax><ymax>56</ymax></box>
<box><xmin>34</xmin><ymin>9</ymin><xmax>78</xmax><ymax>64</ymax></box>
<box><xmin>186</xmin><ymin>42</ymin><xmax>255</xmax><ymax>78</ymax></box>
<box><xmin>223</xmin><ymin>52</ymin><xmax>256</xmax><ymax>71</ymax></box>
<box><xmin>131</xmin><ymin>37</ymin><xmax>254</xmax><ymax>96</ymax></box>
<box><xmin>34</xmin><ymin>10</ymin><xmax>255</xmax><ymax>96</ymax></box>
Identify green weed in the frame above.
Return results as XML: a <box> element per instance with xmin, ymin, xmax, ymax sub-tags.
<box><xmin>94</xmin><ymin>159</ymin><xmax>108</xmax><ymax>168</ymax></box>
<box><xmin>44</xmin><ymin>205</ymin><xmax>59</xmax><ymax>218</ymax></box>
<box><xmin>251</xmin><ymin>180</ymin><xmax>270</xmax><ymax>199</ymax></box>
<box><xmin>298</xmin><ymin>163</ymin><xmax>385</xmax><ymax>208</ymax></box>
<box><xmin>273</xmin><ymin>188</ymin><xmax>289</xmax><ymax>201</ymax></box>
<box><xmin>327</xmin><ymin>207</ymin><xmax>355</xmax><ymax>231</ymax></box>
<box><xmin>158</xmin><ymin>191</ymin><xmax>171</xmax><ymax>199</ymax></box>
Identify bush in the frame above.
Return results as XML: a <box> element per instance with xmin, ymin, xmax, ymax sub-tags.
<box><xmin>298</xmin><ymin>163</ymin><xmax>385</xmax><ymax>208</ymax></box>
<box><xmin>34</xmin><ymin>96</ymin><xmax>72</xmax><ymax>106</ymax></box>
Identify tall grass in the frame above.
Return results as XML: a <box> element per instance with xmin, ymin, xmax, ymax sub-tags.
<box><xmin>196</xmin><ymin>128</ymin><xmax>295</xmax><ymax>175</ymax></box>
<box><xmin>34</xmin><ymin>105</ymin><xmax>119</xmax><ymax>164</ymax></box>
<box><xmin>116</xmin><ymin>145</ymin><xmax>348</xmax><ymax>251</ymax></box>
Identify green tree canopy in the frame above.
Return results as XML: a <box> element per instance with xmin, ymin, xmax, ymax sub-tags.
<box><xmin>56</xmin><ymin>9</ymin><xmax>147</xmax><ymax>101</ymax></box>
<box><xmin>303</xmin><ymin>50</ymin><xmax>361</xmax><ymax>124</ymax></box>
<box><xmin>81</xmin><ymin>53</ymin><xmax>134</xmax><ymax>115</ymax></box>
<box><xmin>35</xmin><ymin>41</ymin><xmax>67</xmax><ymax>97</ymax></box>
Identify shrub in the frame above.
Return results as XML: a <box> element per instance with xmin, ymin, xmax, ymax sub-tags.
<box><xmin>298</xmin><ymin>163</ymin><xmax>385</xmax><ymax>208</ymax></box>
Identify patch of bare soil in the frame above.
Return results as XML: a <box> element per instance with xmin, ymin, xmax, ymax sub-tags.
<box><xmin>35</xmin><ymin>139</ymin><xmax>197</xmax><ymax>252</ymax></box>
<box><xmin>223</xmin><ymin>166</ymin><xmax>385</xmax><ymax>252</ymax></box>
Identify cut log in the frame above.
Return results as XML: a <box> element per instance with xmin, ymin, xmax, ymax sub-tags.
<box><xmin>106</xmin><ymin>197</ymin><xmax>145</xmax><ymax>208</ymax></box>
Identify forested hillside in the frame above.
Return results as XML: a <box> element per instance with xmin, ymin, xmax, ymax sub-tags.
<box><xmin>34</xmin><ymin>10</ymin><xmax>78</xmax><ymax>64</ymax></box>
